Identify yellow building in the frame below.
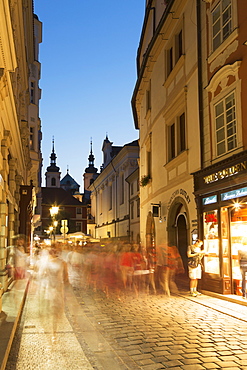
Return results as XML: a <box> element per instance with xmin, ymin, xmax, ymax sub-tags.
<box><xmin>0</xmin><ymin>0</ymin><xmax>42</xmax><ymax>294</ymax></box>
<box><xmin>132</xmin><ymin>0</ymin><xmax>200</xmax><ymax>268</ymax></box>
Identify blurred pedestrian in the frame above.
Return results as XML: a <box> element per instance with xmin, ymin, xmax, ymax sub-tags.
<box><xmin>6</xmin><ymin>235</ymin><xmax>28</xmax><ymax>280</ymax></box>
<box><xmin>37</xmin><ymin>247</ymin><xmax>68</xmax><ymax>343</ymax></box>
<box><xmin>187</xmin><ymin>239</ymin><xmax>205</xmax><ymax>297</ymax></box>
<box><xmin>238</xmin><ymin>242</ymin><xmax>247</xmax><ymax>299</ymax></box>
<box><xmin>66</xmin><ymin>244</ymin><xmax>84</xmax><ymax>288</ymax></box>
<box><xmin>119</xmin><ymin>244</ymin><xmax>134</xmax><ymax>291</ymax></box>
<box><xmin>157</xmin><ymin>243</ymin><xmax>183</xmax><ymax>296</ymax></box>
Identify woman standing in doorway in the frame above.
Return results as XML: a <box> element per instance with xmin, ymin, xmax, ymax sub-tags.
<box><xmin>187</xmin><ymin>239</ymin><xmax>205</xmax><ymax>297</ymax></box>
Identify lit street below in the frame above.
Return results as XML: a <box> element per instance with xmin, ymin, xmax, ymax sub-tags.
<box><xmin>5</xmin><ymin>279</ymin><xmax>247</xmax><ymax>370</ymax></box>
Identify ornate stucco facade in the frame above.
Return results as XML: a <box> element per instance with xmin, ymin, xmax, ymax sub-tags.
<box><xmin>0</xmin><ymin>0</ymin><xmax>42</xmax><ymax>296</ymax></box>
<box><xmin>193</xmin><ymin>0</ymin><xmax>247</xmax><ymax>295</ymax></box>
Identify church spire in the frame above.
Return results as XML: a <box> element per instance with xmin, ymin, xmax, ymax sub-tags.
<box><xmin>85</xmin><ymin>139</ymin><xmax>98</xmax><ymax>174</ymax></box>
<box><xmin>88</xmin><ymin>138</ymin><xmax>95</xmax><ymax>168</ymax></box>
<box><xmin>46</xmin><ymin>137</ymin><xmax>60</xmax><ymax>173</ymax></box>
<box><xmin>45</xmin><ymin>137</ymin><xmax>61</xmax><ymax>187</ymax></box>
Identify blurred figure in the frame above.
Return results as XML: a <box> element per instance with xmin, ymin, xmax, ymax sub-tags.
<box><xmin>238</xmin><ymin>242</ymin><xmax>247</xmax><ymax>299</ymax></box>
<box><xmin>37</xmin><ymin>247</ymin><xmax>68</xmax><ymax>343</ymax></box>
<box><xmin>66</xmin><ymin>244</ymin><xmax>84</xmax><ymax>288</ymax></box>
<box><xmin>101</xmin><ymin>244</ymin><xmax>119</xmax><ymax>298</ymax></box>
<box><xmin>146</xmin><ymin>244</ymin><xmax>157</xmax><ymax>294</ymax></box>
<box><xmin>119</xmin><ymin>244</ymin><xmax>134</xmax><ymax>291</ymax></box>
<box><xmin>6</xmin><ymin>235</ymin><xmax>28</xmax><ymax>280</ymax></box>
<box><xmin>132</xmin><ymin>244</ymin><xmax>146</xmax><ymax>297</ymax></box>
<box><xmin>157</xmin><ymin>243</ymin><xmax>183</xmax><ymax>296</ymax></box>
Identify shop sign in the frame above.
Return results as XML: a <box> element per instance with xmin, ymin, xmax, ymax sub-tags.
<box><xmin>203</xmin><ymin>195</ymin><xmax>217</xmax><ymax>205</ymax></box>
<box><xmin>167</xmin><ymin>188</ymin><xmax>191</xmax><ymax>210</ymax></box>
<box><xmin>203</xmin><ymin>161</ymin><xmax>247</xmax><ymax>184</ymax></box>
<box><xmin>221</xmin><ymin>186</ymin><xmax>247</xmax><ymax>201</ymax></box>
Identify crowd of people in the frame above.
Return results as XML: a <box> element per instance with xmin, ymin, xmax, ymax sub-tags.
<box><xmin>4</xmin><ymin>236</ymin><xmax>206</xmax><ymax>343</ymax></box>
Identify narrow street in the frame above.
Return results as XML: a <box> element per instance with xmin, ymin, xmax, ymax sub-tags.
<box><xmin>5</xmin><ymin>278</ymin><xmax>247</xmax><ymax>370</ymax></box>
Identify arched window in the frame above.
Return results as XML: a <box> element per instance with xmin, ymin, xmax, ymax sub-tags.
<box><xmin>51</xmin><ymin>177</ymin><xmax>56</xmax><ymax>186</ymax></box>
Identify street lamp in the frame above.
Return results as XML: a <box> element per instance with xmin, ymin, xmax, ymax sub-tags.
<box><xmin>49</xmin><ymin>205</ymin><xmax>59</xmax><ymax>244</ymax></box>
<box><xmin>50</xmin><ymin>206</ymin><xmax>59</xmax><ymax>218</ymax></box>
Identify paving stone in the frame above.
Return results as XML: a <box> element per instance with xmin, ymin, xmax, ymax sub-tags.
<box><xmin>181</xmin><ymin>365</ymin><xmax>208</xmax><ymax>369</ymax></box>
<box><xmin>202</xmin><ymin>363</ymin><xmax>220</xmax><ymax>369</ymax></box>
<box><xmin>161</xmin><ymin>359</ymin><xmax>183</xmax><ymax>367</ymax></box>
<box><xmin>153</xmin><ymin>350</ymin><xmax>172</xmax><ymax>357</ymax></box>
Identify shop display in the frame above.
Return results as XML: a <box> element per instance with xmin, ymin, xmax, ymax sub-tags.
<box><xmin>203</xmin><ymin>210</ymin><xmax>220</xmax><ymax>275</ymax></box>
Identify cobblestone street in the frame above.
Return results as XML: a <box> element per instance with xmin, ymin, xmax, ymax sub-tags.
<box><xmin>5</xmin><ymin>279</ymin><xmax>247</xmax><ymax>370</ymax></box>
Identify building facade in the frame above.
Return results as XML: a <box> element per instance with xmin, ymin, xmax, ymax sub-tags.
<box><xmin>132</xmin><ymin>0</ymin><xmax>201</xmax><ymax>269</ymax></box>
<box><xmin>133</xmin><ymin>0</ymin><xmax>247</xmax><ymax>295</ymax></box>
<box><xmin>126</xmin><ymin>168</ymin><xmax>140</xmax><ymax>244</ymax></box>
<box><xmin>193</xmin><ymin>0</ymin><xmax>247</xmax><ymax>295</ymax></box>
<box><xmin>40</xmin><ymin>143</ymin><xmax>87</xmax><ymax>239</ymax></box>
<box><xmin>0</xmin><ymin>0</ymin><xmax>42</xmax><ymax>293</ymax></box>
<box><xmin>89</xmin><ymin>136</ymin><xmax>139</xmax><ymax>242</ymax></box>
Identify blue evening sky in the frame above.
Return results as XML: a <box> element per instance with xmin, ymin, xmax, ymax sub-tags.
<box><xmin>34</xmin><ymin>0</ymin><xmax>144</xmax><ymax>189</ymax></box>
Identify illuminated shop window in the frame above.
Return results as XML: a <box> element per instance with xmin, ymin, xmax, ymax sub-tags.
<box><xmin>230</xmin><ymin>205</ymin><xmax>247</xmax><ymax>294</ymax></box>
<box><xmin>203</xmin><ymin>210</ymin><xmax>220</xmax><ymax>274</ymax></box>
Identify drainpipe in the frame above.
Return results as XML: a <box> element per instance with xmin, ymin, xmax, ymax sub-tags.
<box><xmin>196</xmin><ymin>0</ymin><xmax>204</xmax><ymax>169</ymax></box>
<box><xmin>196</xmin><ymin>0</ymin><xmax>204</xmax><ymax>239</ymax></box>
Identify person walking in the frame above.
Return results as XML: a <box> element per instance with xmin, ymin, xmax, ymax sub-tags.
<box><xmin>238</xmin><ymin>243</ymin><xmax>247</xmax><ymax>299</ymax></box>
<box><xmin>187</xmin><ymin>239</ymin><xmax>205</xmax><ymax>297</ymax></box>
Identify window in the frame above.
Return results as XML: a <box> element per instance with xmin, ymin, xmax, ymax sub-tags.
<box><xmin>212</xmin><ymin>0</ymin><xmax>232</xmax><ymax>51</ymax></box>
<box><xmin>76</xmin><ymin>207</ymin><xmax>82</xmax><ymax>214</ymax></box>
<box><xmin>166</xmin><ymin>28</ymin><xmax>183</xmax><ymax>77</ymax></box>
<box><xmin>137</xmin><ymin>198</ymin><xmax>140</xmax><ymax>218</ymax></box>
<box><xmin>30</xmin><ymin>81</ymin><xmax>35</xmax><ymax>104</ymax></box>
<box><xmin>169</xmin><ymin>123</ymin><xmax>176</xmax><ymax>160</ymax></box>
<box><xmin>179</xmin><ymin>113</ymin><xmax>186</xmax><ymax>152</ymax></box>
<box><xmin>120</xmin><ymin>174</ymin><xmax>124</xmax><ymax>205</ymax></box>
<box><xmin>203</xmin><ymin>210</ymin><xmax>219</xmax><ymax>275</ymax></box>
<box><xmin>215</xmin><ymin>92</ymin><xmax>236</xmax><ymax>156</ymax></box>
<box><xmin>130</xmin><ymin>182</ymin><xmax>134</xmax><ymax>196</ymax></box>
<box><xmin>146</xmin><ymin>81</ymin><xmax>151</xmax><ymax>114</ymax></box>
<box><xmin>76</xmin><ymin>222</ymin><xmax>82</xmax><ymax>232</ymax></box>
<box><xmin>30</xmin><ymin>127</ymin><xmax>34</xmax><ymax>150</ymax></box>
<box><xmin>131</xmin><ymin>201</ymin><xmax>134</xmax><ymax>219</ymax></box>
<box><xmin>167</xmin><ymin>112</ymin><xmax>186</xmax><ymax>161</ymax></box>
<box><xmin>177</xmin><ymin>30</ymin><xmax>183</xmax><ymax>60</ymax></box>
<box><xmin>51</xmin><ymin>177</ymin><xmax>56</xmax><ymax>186</ymax></box>
<box><xmin>109</xmin><ymin>184</ymin><xmax>112</xmax><ymax>210</ymax></box>
<box><xmin>167</xmin><ymin>47</ymin><xmax>173</xmax><ymax>76</ymax></box>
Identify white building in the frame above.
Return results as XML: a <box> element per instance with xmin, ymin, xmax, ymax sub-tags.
<box><xmin>89</xmin><ymin>136</ymin><xmax>139</xmax><ymax>242</ymax></box>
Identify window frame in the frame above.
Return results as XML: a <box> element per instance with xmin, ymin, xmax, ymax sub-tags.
<box><xmin>167</xmin><ymin>112</ymin><xmax>186</xmax><ymax>162</ymax></box>
<box><xmin>166</xmin><ymin>27</ymin><xmax>183</xmax><ymax>78</ymax></box>
<box><xmin>212</xmin><ymin>0</ymin><xmax>232</xmax><ymax>52</ymax></box>
<box><xmin>214</xmin><ymin>91</ymin><xmax>237</xmax><ymax>157</ymax></box>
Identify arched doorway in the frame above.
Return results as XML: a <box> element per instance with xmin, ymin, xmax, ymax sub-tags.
<box><xmin>176</xmin><ymin>213</ymin><xmax>188</xmax><ymax>273</ymax></box>
<box><xmin>167</xmin><ymin>197</ymin><xmax>189</xmax><ymax>287</ymax></box>
<box><xmin>146</xmin><ymin>211</ymin><xmax>155</xmax><ymax>250</ymax></box>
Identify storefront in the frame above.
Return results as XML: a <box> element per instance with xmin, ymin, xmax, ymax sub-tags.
<box><xmin>193</xmin><ymin>151</ymin><xmax>247</xmax><ymax>295</ymax></box>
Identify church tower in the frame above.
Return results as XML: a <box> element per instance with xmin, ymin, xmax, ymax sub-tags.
<box><xmin>45</xmin><ymin>138</ymin><xmax>61</xmax><ymax>187</ymax></box>
<box><xmin>83</xmin><ymin>140</ymin><xmax>98</xmax><ymax>199</ymax></box>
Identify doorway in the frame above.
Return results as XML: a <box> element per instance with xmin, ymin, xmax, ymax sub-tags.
<box><xmin>176</xmin><ymin>214</ymin><xmax>188</xmax><ymax>273</ymax></box>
